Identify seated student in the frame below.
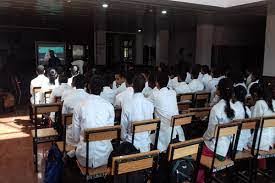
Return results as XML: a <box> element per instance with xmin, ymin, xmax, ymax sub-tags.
<box><xmin>207</xmin><ymin>67</ymin><xmax>222</xmax><ymax>106</ymax></box>
<box><xmin>249</xmin><ymin>83</ymin><xmax>275</xmax><ymax>151</ymax></box>
<box><xmin>148</xmin><ymin>72</ymin><xmax>185</xmax><ymax>152</ymax></box>
<box><xmin>174</xmin><ymin>71</ymin><xmax>191</xmax><ymax>94</ymax></box>
<box><xmin>54</xmin><ymin>66</ymin><xmax>64</xmax><ymax>87</ymax></box>
<box><xmin>114</xmin><ymin>71</ymin><xmax>127</xmax><ymax>94</ymax></box>
<box><xmin>30</xmin><ymin>65</ymin><xmax>49</xmax><ymax>104</ymax></box>
<box><xmin>167</xmin><ymin>68</ymin><xmax>179</xmax><ymax>90</ymax></box>
<box><xmin>234</xmin><ymin>85</ymin><xmax>252</xmax><ymax>151</ymax></box>
<box><xmin>49</xmin><ymin>73</ymin><xmax>72</xmax><ymax>103</ymax></box>
<box><xmin>62</xmin><ymin>75</ymin><xmax>89</xmax><ymax>148</ymax></box>
<box><xmin>40</xmin><ymin>69</ymin><xmax>58</xmax><ymax>103</ymax></box>
<box><xmin>247</xmin><ymin>70</ymin><xmax>261</xmax><ymax>96</ymax></box>
<box><xmin>188</xmin><ymin>66</ymin><xmax>204</xmax><ymax>93</ymax></box>
<box><xmin>203</xmin><ymin>78</ymin><xmax>245</xmax><ymax>159</ymax></box>
<box><xmin>72</xmin><ymin>75</ymin><xmax>115</xmax><ymax>168</ymax></box>
<box><xmin>142</xmin><ymin>72</ymin><xmax>157</xmax><ymax>98</ymax></box>
<box><xmin>201</xmin><ymin>65</ymin><xmax>212</xmax><ymax>89</ymax></box>
<box><xmin>100</xmin><ymin>73</ymin><xmax>116</xmax><ymax>105</ymax></box>
<box><xmin>233</xmin><ymin>71</ymin><xmax>247</xmax><ymax>90</ymax></box>
<box><xmin>114</xmin><ymin>72</ymin><xmax>134</xmax><ymax>108</ymax></box>
<box><xmin>121</xmin><ymin>74</ymin><xmax>154</xmax><ymax>152</ymax></box>
<box><xmin>68</xmin><ymin>65</ymin><xmax>80</xmax><ymax>87</ymax></box>
<box><xmin>195</xmin><ymin>64</ymin><xmax>203</xmax><ymax>81</ymax></box>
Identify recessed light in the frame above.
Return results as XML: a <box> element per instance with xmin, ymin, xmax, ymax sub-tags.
<box><xmin>138</xmin><ymin>29</ymin><xmax>142</xmax><ymax>33</ymax></box>
<box><xmin>102</xmin><ymin>3</ymin><xmax>109</xmax><ymax>8</ymax></box>
<box><xmin>161</xmin><ymin>10</ymin><xmax>167</xmax><ymax>14</ymax></box>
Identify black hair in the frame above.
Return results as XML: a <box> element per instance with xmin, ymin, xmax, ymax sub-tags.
<box><xmin>263</xmin><ymin>82</ymin><xmax>274</xmax><ymax>112</ymax></box>
<box><xmin>58</xmin><ymin>73</ymin><xmax>68</xmax><ymax>84</ymax></box>
<box><xmin>249</xmin><ymin>83</ymin><xmax>264</xmax><ymax>101</ymax></box>
<box><xmin>201</xmin><ymin>65</ymin><xmax>210</xmax><ymax>74</ymax></box>
<box><xmin>232</xmin><ymin>71</ymin><xmax>245</xmax><ymax>84</ymax></box>
<box><xmin>178</xmin><ymin>71</ymin><xmax>187</xmax><ymax>82</ymax></box>
<box><xmin>71</xmin><ymin>65</ymin><xmax>79</xmax><ymax>76</ymax></box>
<box><xmin>125</xmin><ymin>71</ymin><xmax>135</xmax><ymax>85</ymax></box>
<box><xmin>211</xmin><ymin>67</ymin><xmax>221</xmax><ymax>78</ymax></box>
<box><xmin>234</xmin><ymin>85</ymin><xmax>249</xmax><ymax>118</ymax></box>
<box><xmin>148</xmin><ymin>72</ymin><xmax>156</xmax><ymax>89</ymax></box>
<box><xmin>133</xmin><ymin>74</ymin><xmax>146</xmax><ymax>93</ymax></box>
<box><xmin>218</xmin><ymin>78</ymin><xmax>235</xmax><ymax>119</ymax></box>
<box><xmin>156</xmin><ymin>71</ymin><xmax>169</xmax><ymax>88</ymax></box>
<box><xmin>48</xmin><ymin>69</ymin><xmax>57</xmax><ymax>85</ymax></box>
<box><xmin>103</xmin><ymin>73</ymin><xmax>114</xmax><ymax>87</ymax></box>
<box><xmin>251</xmin><ymin>70</ymin><xmax>261</xmax><ymax>82</ymax></box>
<box><xmin>119</xmin><ymin>71</ymin><xmax>126</xmax><ymax>79</ymax></box>
<box><xmin>191</xmin><ymin>65</ymin><xmax>200</xmax><ymax>79</ymax></box>
<box><xmin>36</xmin><ymin>65</ymin><xmax>45</xmax><ymax>75</ymax></box>
<box><xmin>73</xmin><ymin>74</ymin><xmax>86</xmax><ymax>89</ymax></box>
<box><xmin>89</xmin><ymin>75</ymin><xmax>105</xmax><ymax>95</ymax></box>
<box><xmin>56</xmin><ymin>66</ymin><xmax>64</xmax><ymax>75</ymax></box>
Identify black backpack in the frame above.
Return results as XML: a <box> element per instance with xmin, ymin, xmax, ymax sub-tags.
<box><xmin>170</xmin><ymin>156</ymin><xmax>195</xmax><ymax>183</ymax></box>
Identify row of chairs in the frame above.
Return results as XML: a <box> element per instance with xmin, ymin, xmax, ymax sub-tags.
<box><xmin>177</xmin><ymin>92</ymin><xmax>211</xmax><ymax>112</ymax></box>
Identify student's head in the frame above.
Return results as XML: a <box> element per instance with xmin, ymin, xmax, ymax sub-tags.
<box><xmin>142</xmin><ymin>70</ymin><xmax>151</xmax><ymax>81</ymax></box>
<box><xmin>148</xmin><ymin>72</ymin><xmax>156</xmax><ymax>89</ymax></box>
<box><xmin>125</xmin><ymin>72</ymin><xmax>134</xmax><ymax>87</ymax></box>
<box><xmin>201</xmin><ymin>65</ymin><xmax>210</xmax><ymax>75</ymax></box>
<box><xmin>49</xmin><ymin>50</ymin><xmax>55</xmax><ymax>58</ymax></box>
<box><xmin>36</xmin><ymin>65</ymin><xmax>45</xmax><ymax>75</ymax></box>
<box><xmin>250</xmin><ymin>83</ymin><xmax>263</xmax><ymax>101</ymax></box>
<box><xmin>48</xmin><ymin>69</ymin><xmax>57</xmax><ymax>85</ymax></box>
<box><xmin>89</xmin><ymin>75</ymin><xmax>105</xmax><ymax>95</ymax></box>
<box><xmin>211</xmin><ymin>67</ymin><xmax>221</xmax><ymax>78</ymax></box>
<box><xmin>156</xmin><ymin>72</ymin><xmax>169</xmax><ymax>89</ymax></box>
<box><xmin>56</xmin><ymin>66</ymin><xmax>64</xmax><ymax>75</ymax></box>
<box><xmin>191</xmin><ymin>65</ymin><xmax>200</xmax><ymax>79</ymax></box>
<box><xmin>133</xmin><ymin>74</ymin><xmax>146</xmax><ymax>93</ymax></box>
<box><xmin>178</xmin><ymin>71</ymin><xmax>187</xmax><ymax>82</ymax></box>
<box><xmin>263</xmin><ymin>82</ymin><xmax>274</xmax><ymax>112</ymax></box>
<box><xmin>217</xmin><ymin>78</ymin><xmax>235</xmax><ymax>119</ymax></box>
<box><xmin>223</xmin><ymin>65</ymin><xmax>232</xmax><ymax>78</ymax></box>
<box><xmin>71</xmin><ymin>65</ymin><xmax>79</xmax><ymax>76</ymax></box>
<box><xmin>58</xmin><ymin>73</ymin><xmax>68</xmax><ymax>84</ymax></box>
<box><xmin>72</xmin><ymin>74</ymin><xmax>86</xmax><ymax>89</ymax></box>
<box><xmin>115</xmin><ymin>71</ymin><xmax>126</xmax><ymax>85</ymax></box>
<box><xmin>251</xmin><ymin>70</ymin><xmax>261</xmax><ymax>82</ymax></box>
<box><xmin>234</xmin><ymin>85</ymin><xmax>248</xmax><ymax>118</ymax></box>
<box><xmin>232</xmin><ymin>71</ymin><xmax>245</xmax><ymax>84</ymax></box>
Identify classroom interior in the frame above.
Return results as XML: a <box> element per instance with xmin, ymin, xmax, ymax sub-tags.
<box><xmin>1</xmin><ymin>0</ymin><xmax>275</xmax><ymax>183</ymax></box>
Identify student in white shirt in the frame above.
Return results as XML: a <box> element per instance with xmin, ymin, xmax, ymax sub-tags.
<box><xmin>30</xmin><ymin>65</ymin><xmax>49</xmax><ymax>104</ymax></box>
<box><xmin>114</xmin><ymin>71</ymin><xmax>127</xmax><ymax>94</ymax></box>
<box><xmin>63</xmin><ymin>75</ymin><xmax>89</xmax><ymax>147</ymax></box>
<box><xmin>114</xmin><ymin>72</ymin><xmax>134</xmax><ymax>108</ymax></box>
<box><xmin>49</xmin><ymin>74</ymin><xmax>73</xmax><ymax>103</ymax></box>
<box><xmin>233</xmin><ymin>72</ymin><xmax>247</xmax><ymax>90</ymax></box>
<box><xmin>188</xmin><ymin>65</ymin><xmax>204</xmax><ymax>93</ymax></box>
<box><xmin>249</xmin><ymin>83</ymin><xmax>275</xmax><ymax>151</ymax></box>
<box><xmin>201</xmin><ymin>65</ymin><xmax>212</xmax><ymax>90</ymax></box>
<box><xmin>247</xmin><ymin>70</ymin><xmax>261</xmax><ymax>96</ymax></box>
<box><xmin>68</xmin><ymin>65</ymin><xmax>80</xmax><ymax>87</ymax></box>
<box><xmin>40</xmin><ymin>69</ymin><xmax>58</xmax><ymax>103</ymax></box>
<box><xmin>234</xmin><ymin>85</ymin><xmax>252</xmax><ymax>151</ymax></box>
<box><xmin>121</xmin><ymin>74</ymin><xmax>154</xmax><ymax>152</ymax></box>
<box><xmin>203</xmin><ymin>78</ymin><xmax>245</xmax><ymax>158</ymax></box>
<box><xmin>207</xmin><ymin>67</ymin><xmax>222</xmax><ymax>105</ymax></box>
<box><xmin>174</xmin><ymin>71</ymin><xmax>191</xmax><ymax>94</ymax></box>
<box><xmin>71</xmin><ymin>59</ymin><xmax>85</xmax><ymax>74</ymax></box>
<box><xmin>72</xmin><ymin>75</ymin><xmax>115</xmax><ymax>168</ymax></box>
<box><xmin>142</xmin><ymin>72</ymin><xmax>157</xmax><ymax>98</ymax></box>
<box><xmin>100</xmin><ymin>73</ymin><xmax>116</xmax><ymax>105</ymax></box>
<box><xmin>148</xmin><ymin>72</ymin><xmax>185</xmax><ymax>152</ymax></box>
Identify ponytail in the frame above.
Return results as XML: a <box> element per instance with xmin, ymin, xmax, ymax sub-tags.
<box><xmin>234</xmin><ymin>85</ymin><xmax>248</xmax><ymax>118</ymax></box>
<box><xmin>224</xmin><ymin>89</ymin><xmax>235</xmax><ymax>119</ymax></box>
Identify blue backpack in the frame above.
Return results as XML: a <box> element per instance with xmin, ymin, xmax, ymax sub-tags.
<box><xmin>44</xmin><ymin>143</ymin><xmax>64</xmax><ymax>183</ymax></box>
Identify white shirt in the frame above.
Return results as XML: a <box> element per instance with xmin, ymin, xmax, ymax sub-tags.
<box><xmin>185</xmin><ymin>72</ymin><xmax>192</xmax><ymax>84</ymax></box>
<box><xmin>204</xmin><ymin>99</ymin><xmax>245</xmax><ymax>157</ymax></box>
<box><xmin>72</xmin><ymin>95</ymin><xmax>115</xmax><ymax>168</ymax></box>
<box><xmin>246</xmin><ymin>74</ymin><xmax>252</xmax><ymax>86</ymax></box>
<box><xmin>148</xmin><ymin>87</ymin><xmax>185</xmax><ymax>152</ymax></box>
<box><xmin>71</xmin><ymin>60</ymin><xmax>85</xmax><ymax>74</ymax></box>
<box><xmin>250</xmin><ymin>100</ymin><xmax>275</xmax><ymax>151</ymax></box>
<box><xmin>112</xmin><ymin>81</ymin><xmax>118</xmax><ymax>90</ymax></box>
<box><xmin>174</xmin><ymin>82</ymin><xmax>191</xmax><ymax>94</ymax></box>
<box><xmin>114</xmin><ymin>87</ymin><xmax>134</xmax><ymax>108</ymax></box>
<box><xmin>49</xmin><ymin>83</ymin><xmax>72</xmax><ymax>103</ymax></box>
<box><xmin>40</xmin><ymin>80</ymin><xmax>57</xmax><ymax>104</ymax></box>
<box><xmin>121</xmin><ymin>93</ymin><xmax>154</xmax><ymax>152</ymax></box>
<box><xmin>115</xmin><ymin>82</ymin><xmax>127</xmax><ymax>95</ymax></box>
<box><xmin>234</xmin><ymin>82</ymin><xmax>247</xmax><ymax>90</ymax></box>
<box><xmin>198</xmin><ymin>72</ymin><xmax>203</xmax><ymax>81</ymax></box>
<box><xmin>30</xmin><ymin>74</ymin><xmax>49</xmax><ymax>104</ymax></box>
<box><xmin>206</xmin><ymin>77</ymin><xmax>220</xmax><ymax>93</ymax></box>
<box><xmin>167</xmin><ymin>77</ymin><xmax>179</xmax><ymax>90</ymax></box>
<box><xmin>100</xmin><ymin>86</ymin><xmax>116</xmax><ymax>105</ymax></box>
<box><xmin>202</xmin><ymin>74</ymin><xmax>212</xmax><ymax>89</ymax></box>
<box><xmin>188</xmin><ymin>79</ymin><xmax>204</xmax><ymax>93</ymax></box>
<box><xmin>237</xmin><ymin>105</ymin><xmax>252</xmax><ymax>151</ymax></box>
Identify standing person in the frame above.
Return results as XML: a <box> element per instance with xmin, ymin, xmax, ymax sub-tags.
<box><xmin>121</xmin><ymin>74</ymin><xmax>154</xmax><ymax>152</ymax></box>
<box><xmin>148</xmin><ymin>72</ymin><xmax>185</xmax><ymax>152</ymax></box>
<box><xmin>72</xmin><ymin>75</ymin><xmax>115</xmax><ymax>168</ymax></box>
<box><xmin>30</xmin><ymin>65</ymin><xmax>49</xmax><ymax>104</ymax></box>
<box><xmin>48</xmin><ymin>50</ymin><xmax>61</xmax><ymax>70</ymax></box>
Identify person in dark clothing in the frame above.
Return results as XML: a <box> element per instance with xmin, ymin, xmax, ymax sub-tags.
<box><xmin>48</xmin><ymin>50</ymin><xmax>61</xmax><ymax>69</ymax></box>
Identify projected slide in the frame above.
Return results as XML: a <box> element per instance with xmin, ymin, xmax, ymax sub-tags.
<box><xmin>36</xmin><ymin>42</ymin><xmax>66</xmax><ymax>65</ymax></box>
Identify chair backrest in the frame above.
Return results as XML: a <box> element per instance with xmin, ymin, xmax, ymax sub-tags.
<box><xmin>55</xmin><ymin>96</ymin><xmax>62</xmax><ymax>103</ymax></box>
<box><xmin>194</xmin><ymin>92</ymin><xmax>210</xmax><ymax>108</ymax></box>
<box><xmin>63</xmin><ymin>113</ymin><xmax>73</xmax><ymax>126</ymax></box>
<box><xmin>167</xmin><ymin>138</ymin><xmax>203</xmax><ymax>183</ymax></box>
<box><xmin>170</xmin><ymin>113</ymin><xmax>194</xmax><ymax>142</ymax></box>
<box><xmin>32</xmin><ymin>87</ymin><xmax>42</xmax><ymax>104</ymax></box>
<box><xmin>132</xmin><ymin>119</ymin><xmax>161</xmax><ymax>150</ymax></box>
<box><xmin>111</xmin><ymin>150</ymin><xmax>160</xmax><ymax>176</ymax></box>
<box><xmin>178</xmin><ymin>101</ymin><xmax>193</xmax><ymax>112</ymax></box>
<box><xmin>188</xmin><ymin>107</ymin><xmax>211</xmax><ymax>119</ymax></box>
<box><xmin>177</xmin><ymin>93</ymin><xmax>194</xmax><ymax>103</ymax></box>
<box><xmin>44</xmin><ymin>90</ymin><xmax>52</xmax><ymax>104</ymax></box>
<box><xmin>84</xmin><ymin>125</ymin><xmax>121</xmax><ymax>175</ymax></box>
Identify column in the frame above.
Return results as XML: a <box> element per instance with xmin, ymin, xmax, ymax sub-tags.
<box><xmin>136</xmin><ymin>15</ymin><xmax>144</xmax><ymax>65</ymax></box>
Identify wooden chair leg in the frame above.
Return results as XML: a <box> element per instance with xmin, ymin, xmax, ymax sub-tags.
<box><xmin>33</xmin><ymin>140</ymin><xmax>38</xmax><ymax>172</ymax></box>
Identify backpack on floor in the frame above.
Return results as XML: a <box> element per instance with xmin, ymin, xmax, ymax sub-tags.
<box><xmin>170</xmin><ymin>156</ymin><xmax>195</xmax><ymax>183</ymax></box>
<box><xmin>44</xmin><ymin>143</ymin><xmax>64</xmax><ymax>183</ymax></box>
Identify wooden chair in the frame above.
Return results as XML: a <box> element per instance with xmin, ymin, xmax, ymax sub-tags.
<box><xmin>32</xmin><ymin>87</ymin><xmax>42</xmax><ymax>104</ymax></box>
<box><xmin>55</xmin><ymin>96</ymin><xmax>62</xmax><ymax>103</ymax></box>
<box><xmin>56</xmin><ymin>114</ymin><xmax>76</xmax><ymax>155</ymax></box>
<box><xmin>200</xmin><ymin>122</ymin><xmax>242</xmax><ymax>183</ymax></box>
<box><xmin>233</xmin><ymin>118</ymin><xmax>261</xmax><ymax>182</ymax></box>
<box><xmin>132</xmin><ymin>119</ymin><xmax>161</xmax><ymax>150</ymax></box>
<box><xmin>111</xmin><ymin>150</ymin><xmax>160</xmax><ymax>183</ymax></box>
<box><xmin>114</xmin><ymin>107</ymin><xmax>122</xmax><ymax>125</ymax></box>
<box><xmin>193</xmin><ymin>92</ymin><xmax>210</xmax><ymax>108</ymax></box>
<box><xmin>76</xmin><ymin>125</ymin><xmax>121</xmax><ymax>181</ymax></box>
<box><xmin>177</xmin><ymin>93</ymin><xmax>194</xmax><ymax>112</ymax></box>
<box><xmin>168</xmin><ymin>138</ymin><xmax>204</xmax><ymax>183</ymax></box>
<box><xmin>187</xmin><ymin>107</ymin><xmax>211</xmax><ymax>121</ymax></box>
<box><xmin>44</xmin><ymin>90</ymin><xmax>52</xmax><ymax>104</ymax></box>
<box><xmin>170</xmin><ymin>113</ymin><xmax>194</xmax><ymax>143</ymax></box>
<box><xmin>31</xmin><ymin>103</ymin><xmax>62</xmax><ymax>172</ymax></box>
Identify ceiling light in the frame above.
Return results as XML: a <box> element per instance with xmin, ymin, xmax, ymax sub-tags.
<box><xmin>138</xmin><ymin>29</ymin><xmax>142</xmax><ymax>33</ymax></box>
<box><xmin>161</xmin><ymin>10</ymin><xmax>167</xmax><ymax>15</ymax></box>
<box><xmin>102</xmin><ymin>3</ymin><xmax>108</xmax><ymax>8</ymax></box>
